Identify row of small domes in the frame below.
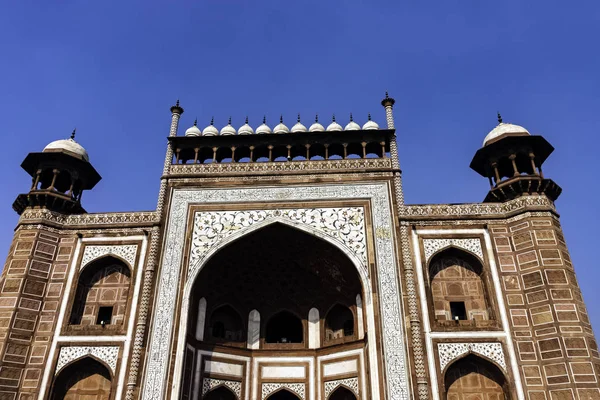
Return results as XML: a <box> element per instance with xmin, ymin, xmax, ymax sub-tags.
<box><xmin>184</xmin><ymin>114</ymin><xmax>380</xmax><ymax>137</ymax></box>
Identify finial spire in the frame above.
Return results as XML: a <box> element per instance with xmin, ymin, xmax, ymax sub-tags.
<box><xmin>385</xmin><ymin>91</ymin><xmax>389</xmax><ymax>99</ymax></box>
<box><xmin>228</xmin><ymin>116</ymin><xmax>232</xmax><ymax>125</ymax></box>
<box><xmin>332</xmin><ymin>114</ymin><xmax>336</xmax><ymax>122</ymax></box>
<box><xmin>170</xmin><ymin>99</ymin><xmax>184</xmax><ymax>114</ymax></box>
<box><xmin>297</xmin><ymin>113</ymin><xmax>301</xmax><ymax>122</ymax></box>
<box><xmin>280</xmin><ymin>115</ymin><xmax>283</xmax><ymax>123</ymax></box>
<box><xmin>497</xmin><ymin>112</ymin><xmax>503</xmax><ymax>124</ymax></box>
<box><xmin>315</xmin><ymin>114</ymin><xmax>319</xmax><ymax>122</ymax></box>
<box><xmin>263</xmin><ymin>115</ymin><xmax>267</xmax><ymax>124</ymax></box>
<box><xmin>176</xmin><ymin>99</ymin><xmax>180</xmax><ymax>107</ymax></box>
<box><xmin>210</xmin><ymin>116</ymin><xmax>214</xmax><ymax>125</ymax></box>
<box><xmin>350</xmin><ymin>113</ymin><xmax>354</xmax><ymax>121</ymax></box>
<box><xmin>368</xmin><ymin>113</ymin><xmax>372</xmax><ymax>121</ymax></box>
<box><xmin>70</xmin><ymin>128</ymin><xmax>76</xmax><ymax>140</ymax></box>
<box><xmin>193</xmin><ymin>118</ymin><xmax>197</xmax><ymax>126</ymax></box>
<box><xmin>245</xmin><ymin>116</ymin><xmax>249</xmax><ymax>124</ymax></box>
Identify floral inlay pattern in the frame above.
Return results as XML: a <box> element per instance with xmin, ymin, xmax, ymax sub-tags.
<box><xmin>262</xmin><ymin>382</ymin><xmax>305</xmax><ymax>400</ymax></box>
<box><xmin>324</xmin><ymin>377</ymin><xmax>359</xmax><ymax>397</ymax></box>
<box><xmin>202</xmin><ymin>378</ymin><xmax>241</xmax><ymax>398</ymax></box>
<box><xmin>55</xmin><ymin>346</ymin><xmax>119</xmax><ymax>374</ymax></box>
<box><xmin>438</xmin><ymin>342</ymin><xmax>506</xmax><ymax>372</ymax></box>
<box><xmin>80</xmin><ymin>245</ymin><xmax>138</xmax><ymax>270</ymax></box>
<box><xmin>188</xmin><ymin>208</ymin><xmax>366</xmax><ymax>275</ymax></box>
<box><xmin>422</xmin><ymin>238</ymin><xmax>483</xmax><ymax>263</ymax></box>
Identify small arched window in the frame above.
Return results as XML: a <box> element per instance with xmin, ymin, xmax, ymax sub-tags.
<box><xmin>429</xmin><ymin>248</ymin><xmax>492</xmax><ymax>325</ymax></box>
<box><xmin>325</xmin><ymin>304</ymin><xmax>355</xmax><ymax>341</ymax></box>
<box><xmin>445</xmin><ymin>354</ymin><xmax>508</xmax><ymax>398</ymax></box>
<box><xmin>50</xmin><ymin>357</ymin><xmax>112</xmax><ymax>399</ymax></box>
<box><xmin>69</xmin><ymin>256</ymin><xmax>131</xmax><ymax>328</ymax></box>
<box><xmin>208</xmin><ymin>305</ymin><xmax>244</xmax><ymax>342</ymax></box>
<box><xmin>266</xmin><ymin>311</ymin><xmax>303</xmax><ymax>343</ymax></box>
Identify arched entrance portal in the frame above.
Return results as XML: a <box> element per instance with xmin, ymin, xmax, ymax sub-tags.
<box><xmin>444</xmin><ymin>354</ymin><xmax>508</xmax><ymax>399</ymax></box>
<box><xmin>267</xmin><ymin>389</ymin><xmax>301</xmax><ymax>400</ymax></box>
<box><xmin>204</xmin><ymin>386</ymin><xmax>237</xmax><ymax>400</ymax></box>
<box><xmin>50</xmin><ymin>357</ymin><xmax>112</xmax><ymax>399</ymax></box>
<box><xmin>183</xmin><ymin>222</ymin><xmax>365</xmax><ymax>398</ymax></box>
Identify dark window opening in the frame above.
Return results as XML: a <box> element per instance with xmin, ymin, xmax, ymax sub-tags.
<box><xmin>343</xmin><ymin>320</ymin><xmax>354</xmax><ymax>336</ymax></box>
<box><xmin>325</xmin><ymin>304</ymin><xmax>355</xmax><ymax>340</ymax></box>
<box><xmin>212</xmin><ymin>321</ymin><xmax>225</xmax><ymax>338</ymax></box>
<box><xmin>266</xmin><ymin>311</ymin><xmax>303</xmax><ymax>343</ymax></box>
<box><xmin>96</xmin><ymin>306</ymin><xmax>113</xmax><ymax>325</ymax></box>
<box><xmin>450</xmin><ymin>302</ymin><xmax>467</xmax><ymax>321</ymax></box>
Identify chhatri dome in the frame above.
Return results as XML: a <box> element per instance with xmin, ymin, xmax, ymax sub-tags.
<box><xmin>256</xmin><ymin>116</ymin><xmax>272</xmax><ymax>134</ymax></box>
<box><xmin>309</xmin><ymin>115</ymin><xmax>325</xmax><ymax>132</ymax></box>
<box><xmin>483</xmin><ymin>113</ymin><xmax>530</xmax><ymax>146</ymax></box>
<box><xmin>326</xmin><ymin>115</ymin><xmax>343</xmax><ymax>132</ymax></box>
<box><xmin>291</xmin><ymin>114</ymin><xmax>307</xmax><ymax>133</ymax></box>
<box><xmin>238</xmin><ymin>117</ymin><xmax>255</xmax><ymax>135</ymax></box>
<box><xmin>202</xmin><ymin>117</ymin><xmax>219</xmax><ymax>136</ymax></box>
<box><xmin>344</xmin><ymin>114</ymin><xmax>361</xmax><ymax>131</ymax></box>
<box><xmin>362</xmin><ymin>113</ymin><xmax>379</xmax><ymax>130</ymax></box>
<box><xmin>273</xmin><ymin>116</ymin><xmax>290</xmax><ymax>134</ymax></box>
<box><xmin>184</xmin><ymin>119</ymin><xmax>201</xmax><ymax>137</ymax></box>
<box><xmin>220</xmin><ymin>117</ymin><xmax>237</xmax><ymax>136</ymax></box>
<box><xmin>43</xmin><ymin>129</ymin><xmax>90</xmax><ymax>162</ymax></box>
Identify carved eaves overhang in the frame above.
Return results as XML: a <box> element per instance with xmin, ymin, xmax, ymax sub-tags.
<box><xmin>167</xmin><ymin>129</ymin><xmax>396</xmax><ymax>177</ymax></box>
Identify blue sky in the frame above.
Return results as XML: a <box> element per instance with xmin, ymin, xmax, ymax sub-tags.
<box><xmin>1</xmin><ymin>2</ymin><xmax>599</xmax><ymax>327</ymax></box>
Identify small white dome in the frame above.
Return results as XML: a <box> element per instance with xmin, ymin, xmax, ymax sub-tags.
<box><xmin>256</xmin><ymin>117</ymin><xmax>272</xmax><ymax>134</ymax></box>
<box><xmin>184</xmin><ymin>119</ymin><xmax>201</xmax><ymax>137</ymax></box>
<box><xmin>483</xmin><ymin>119</ymin><xmax>530</xmax><ymax>146</ymax></box>
<box><xmin>220</xmin><ymin>118</ymin><xmax>237</xmax><ymax>136</ymax></box>
<box><xmin>344</xmin><ymin>114</ymin><xmax>360</xmax><ymax>131</ymax></box>
<box><xmin>291</xmin><ymin>114</ymin><xmax>307</xmax><ymax>133</ymax></box>
<box><xmin>326</xmin><ymin>115</ymin><xmax>343</xmax><ymax>132</ymax></box>
<box><xmin>362</xmin><ymin>113</ymin><xmax>379</xmax><ymax>130</ymax></box>
<box><xmin>238</xmin><ymin>117</ymin><xmax>254</xmax><ymax>135</ymax></box>
<box><xmin>43</xmin><ymin>130</ymin><xmax>89</xmax><ymax>162</ymax></box>
<box><xmin>309</xmin><ymin>115</ymin><xmax>324</xmax><ymax>132</ymax></box>
<box><xmin>202</xmin><ymin>118</ymin><xmax>219</xmax><ymax>136</ymax></box>
<box><xmin>273</xmin><ymin>116</ymin><xmax>289</xmax><ymax>134</ymax></box>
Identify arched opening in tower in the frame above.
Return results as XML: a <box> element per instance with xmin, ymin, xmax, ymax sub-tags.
<box><xmin>444</xmin><ymin>354</ymin><xmax>509</xmax><ymax>399</ymax></box>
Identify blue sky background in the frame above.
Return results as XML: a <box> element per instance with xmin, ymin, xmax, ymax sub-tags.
<box><xmin>0</xmin><ymin>2</ymin><xmax>599</xmax><ymax>327</ymax></box>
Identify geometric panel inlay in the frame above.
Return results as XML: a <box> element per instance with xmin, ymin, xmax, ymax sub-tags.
<box><xmin>262</xmin><ymin>382</ymin><xmax>305</xmax><ymax>400</ymax></box>
<box><xmin>423</xmin><ymin>238</ymin><xmax>483</xmax><ymax>263</ymax></box>
<box><xmin>189</xmin><ymin>207</ymin><xmax>366</xmax><ymax>275</ymax></box>
<box><xmin>202</xmin><ymin>377</ymin><xmax>242</xmax><ymax>398</ymax></box>
<box><xmin>324</xmin><ymin>377</ymin><xmax>359</xmax><ymax>398</ymax></box>
<box><xmin>55</xmin><ymin>346</ymin><xmax>120</xmax><ymax>375</ymax></box>
<box><xmin>80</xmin><ymin>245</ymin><xmax>138</xmax><ymax>270</ymax></box>
<box><xmin>437</xmin><ymin>342</ymin><xmax>506</xmax><ymax>372</ymax></box>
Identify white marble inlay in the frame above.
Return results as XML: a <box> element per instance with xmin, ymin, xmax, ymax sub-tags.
<box><xmin>437</xmin><ymin>342</ymin><xmax>506</xmax><ymax>372</ymax></box>
<box><xmin>205</xmin><ymin>360</ymin><xmax>244</xmax><ymax>377</ymax></box>
<box><xmin>55</xmin><ymin>346</ymin><xmax>119</xmax><ymax>375</ymax></box>
<box><xmin>323</xmin><ymin>359</ymin><xmax>358</xmax><ymax>377</ymax></box>
<box><xmin>422</xmin><ymin>238</ymin><xmax>483</xmax><ymax>263</ymax></box>
<box><xmin>80</xmin><ymin>244</ymin><xmax>138</xmax><ymax>270</ymax></box>
<box><xmin>261</xmin><ymin>365</ymin><xmax>305</xmax><ymax>379</ymax></box>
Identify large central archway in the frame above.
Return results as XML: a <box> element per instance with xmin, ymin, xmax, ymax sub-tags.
<box><xmin>180</xmin><ymin>221</ymin><xmax>367</xmax><ymax>398</ymax></box>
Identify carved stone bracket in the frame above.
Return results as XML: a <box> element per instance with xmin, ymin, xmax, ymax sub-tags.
<box><xmin>324</xmin><ymin>377</ymin><xmax>359</xmax><ymax>398</ymax></box>
<box><xmin>80</xmin><ymin>244</ymin><xmax>138</xmax><ymax>270</ymax></box>
<box><xmin>437</xmin><ymin>342</ymin><xmax>506</xmax><ymax>372</ymax></box>
<box><xmin>262</xmin><ymin>383</ymin><xmax>305</xmax><ymax>400</ymax></box>
<box><xmin>202</xmin><ymin>377</ymin><xmax>242</xmax><ymax>398</ymax></box>
<box><xmin>189</xmin><ymin>207</ymin><xmax>366</xmax><ymax>275</ymax></box>
<box><xmin>55</xmin><ymin>346</ymin><xmax>120</xmax><ymax>375</ymax></box>
<box><xmin>422</xmin><ymin>238</ymin><xmax>483</xmax><ymax>263</ymax></box>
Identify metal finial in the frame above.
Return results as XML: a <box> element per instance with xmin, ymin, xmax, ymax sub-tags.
<box><xmin>368</xmin><ymin>113</ymin><xmax>372</xmax><ymax>121</ymax></box>
<box><xmin>385</xmin><ymin>91</ymin><xmax>389</xmax><ymax>99</ymax></box>
<box><xmin>228</xmin><ymin>116</ymin><xmax>232</xmax><ymax>125</ymax></box>
<box><xmin>350</xmin><ymin>113</ymin><xmax>354</xmax><ymax>122</ymax></box>
<box><xmin>315</xmin><ymin>114</ymin><xmax>319</xmax><ymax>122</ymax></box>
<box><xmin>176</xmin><ymin>99</ymin><xmax>180</xmax><ymax>107</ymax></box>
<box><xmin>245</xmin><ymin>116</ymin><xmax>249</xmax><ymax>124</ymax></box>
<box><xmin>297</xmin><ymin>113</ymin><xmax>301</xmax><ymax>122</ymax></box>
<box><xmin>210</xmin><ymin>116</ymin><xmax>214</xmax><ymax>125</ymax></box>
<box><xmin>280</xmin><ymin>115</ymin><xmax>283</xmax><ymax>123</ymax></box>
<box><xmin>263</xmin><ymin>115</ymin><xmax>267</xmax><ymax>124</ymax></box>
<box><xmin>497</xmin><ymin>112</ymin><xmax>503</xmax><ymax>124</ymax></box>
<box><xmin>332</xmin><ymin>114</ymin><xmax>336</xmax><ymax>122</ymax></box>
<box><xmin>193</xmin><ymin>118</ymin><xmax>197</xmax><ymax>126</ymax></box>
<box><xmin>70</xmin><ymin>128</ymin><xmax>76</xmax><ymax>140</ymax></box>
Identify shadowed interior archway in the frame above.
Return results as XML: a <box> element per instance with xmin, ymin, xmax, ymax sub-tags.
<box><xmin>329</xmin><ymin>386</ymin><xmax>357</xmax><ymax>400</ymax></box>
<box><xmin>204</xmin><ymin>386</ymin><xmax>237</xmax><ymax>400</ymax></box>
<box><xmin>50</xmin><ymin>357</ymin><xmax>112</xmax><ymax>400</ymax></box>
<box><xmin>266</xmin><ymin>389</ymin><xmax>301</xmax><ymax>400</ymax></box>
<box><xmin>444</xmin><ymin>354</ymin><xmax>508</xmax><ymax>400</ymax></box>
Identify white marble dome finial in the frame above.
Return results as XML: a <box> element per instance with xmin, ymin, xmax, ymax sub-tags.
<box><xmin>309</xmin><ymin>114</ymin><xmax>325</xmax><ymax>132</ymax></box>
<box><xmin>291</xmin><ymin>113</ymin><xmax>307</xmax><ymax>133</ymax></box>
<box><xmin>274</xmin><ymin>115</ymin><xmax>290</xmax><ymax>134</ymax></box>
<box><xmin>220</xmin><ymin>117</ymin><xmax>237</xmax><ymax>136</ymax></box>
<box><xmin>238</xmin><ymin>116</ymin><xmax>254</xmax><ymax>135</ymax></box>
<box><xmin>326</xmin><ymin>114</ymin><xmax>343</xmax><ymax>132</ymax></box>
<box><xmin>184</xmin><ymin>118</ymin><xmax>201</xmax><ymax>136</ymax></box>
<box><xmin>256</xmin><ymin>116</ymin><xmax>272</xmax><ymax>134</ymax></box>
<box><xmin>362</xmin><ymin>113</ymin><xmax>380</xmax><ymax>130</ymax></box>
<box><xmin>344</xmin><ymin>113</ymin><xmax>361</xmax><ymax>131</ymax></box>
<box><xmin>43</xmin><ymin>129</ymin><xmax>90</xmax><ymax>162</ymax></box>
<box><xmin>202</xmin><ymin>117</ymin><xmax>218</xmax><ymax>136</ymax></box>
<box><xmin>483</xmin><ymin>113</ymin><xmax>530</xmax><ymax>146</ymax></box>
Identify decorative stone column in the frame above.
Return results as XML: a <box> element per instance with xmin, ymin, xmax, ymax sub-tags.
<box><xmin>125</xmin><ymin>100</ymin><xmax>183</xmax><ymax>400</ymax></box>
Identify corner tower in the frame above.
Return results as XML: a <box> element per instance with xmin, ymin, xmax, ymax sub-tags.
<box><xmin>12</xmin><ymin>130</ymin><xmax>101</xmax><ymax>215</ymax></box>
<box><xmin>470</xmin><ymin>115</ymin><xmax>562</xmax><ymax>202</ymax></box>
